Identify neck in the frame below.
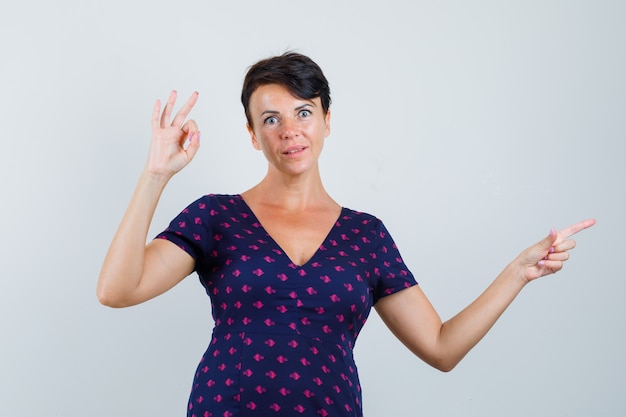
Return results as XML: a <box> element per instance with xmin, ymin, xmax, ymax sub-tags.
<box><xmin>243</xmin><ymin>165</ymin><xmax>336</xmax><ymax>213</ymax></box>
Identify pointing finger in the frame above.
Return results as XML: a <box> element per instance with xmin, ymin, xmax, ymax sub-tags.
<box><xmin>556</xmin><ymin>218</ymin><xmax>596</xmax><ymax>245</ymax></box>
<box><xmin>181</xmin><ymin>119</ymin><xmax>199</xmax><ymax>135</ymax></box>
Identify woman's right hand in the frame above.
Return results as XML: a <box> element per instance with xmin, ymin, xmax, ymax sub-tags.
<box><xmin>98</xmin><ymin>90</ymin><xmax>200</xmax><ymax>307</ymax></box>
<box><xmin>146</xmin><ymin>90</ymin><xmax>200</xmax><ymax>179</ymax></box>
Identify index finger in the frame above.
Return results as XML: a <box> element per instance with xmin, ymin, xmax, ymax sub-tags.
<box><xmin>558</xmin><ymin>218</ymin><xmax>596</xmax><ymax>240</ymax></box>
<box><xmin>171</xmin><ymin>91</ymin><xmax>199</xmax><ymax>128</ymax></box>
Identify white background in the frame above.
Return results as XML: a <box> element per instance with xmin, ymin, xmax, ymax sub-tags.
<box><xmin>1</xmin><ymin>1</ymin><xmax>624</xmax><ymax>416</ymax></box>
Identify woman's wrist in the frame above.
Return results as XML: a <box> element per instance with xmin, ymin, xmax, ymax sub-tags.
<box><xmin>505</xmin><ymin>257</ymin><xmax>532</xmax><ymax>289</ymax></box>
<box><xmin>141</xmin><ymin>167</ymin><xmax>173</xmax><ymax>187</ymax></box>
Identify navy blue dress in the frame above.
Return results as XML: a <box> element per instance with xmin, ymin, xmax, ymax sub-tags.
<box><xmin>157</xmin><ymin>194</ymin><xmax>417</xmax><ymax>417</ymax></box>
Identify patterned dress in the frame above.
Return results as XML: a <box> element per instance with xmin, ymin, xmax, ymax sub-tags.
<box><xmin>157</xmin><ymin>194</ymin><xmax>417</xmax><ymax>417</ymax></box>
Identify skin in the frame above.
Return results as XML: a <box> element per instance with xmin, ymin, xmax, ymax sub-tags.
<box><xmin>241</xmin><ymin>84</ymin><xmax>340</xmax><ymax>267</ymax></box>
<box><xmin>97</xmin><ymin>87</ymin><xmax>596</xmax><ymax>371</ymax></box>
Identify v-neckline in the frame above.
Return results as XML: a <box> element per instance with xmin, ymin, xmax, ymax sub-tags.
<box><xmin>236</xmin><ymin>194</ymin><xmax>345</xmax><ymax>268</ymax></box>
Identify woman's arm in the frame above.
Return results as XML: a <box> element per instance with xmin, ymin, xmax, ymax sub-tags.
<box><xmin>374</xmin><ymin>219</ymin><xmax>596</xmax><ymax>372</ymax></box>
<box><xmin>97</xmin><ymin>91</ymin><xmax>201</xmax><ymax>308</ymax></box>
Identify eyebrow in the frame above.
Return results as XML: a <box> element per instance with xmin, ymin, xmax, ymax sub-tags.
<box><xmin>260</xmin><ymin>103</ymin><xmax>314</xmax><ymax>117</ymax></box>
<box><xmin>295</xmin><ymin>103</ymin><xmax>314</xmax><ymax>111</ymax></box>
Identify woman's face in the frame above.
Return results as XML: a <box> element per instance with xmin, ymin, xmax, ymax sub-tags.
<box><xmin>246</xmin><ymin>83</ymin><xmax>331</xmax><ymax>178</ymax></box>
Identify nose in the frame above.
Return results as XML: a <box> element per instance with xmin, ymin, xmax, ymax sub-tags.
<box><xmin>280</xmin><ymin>118</ymin><xmax>300</xmax><ymax>140</ymax></box>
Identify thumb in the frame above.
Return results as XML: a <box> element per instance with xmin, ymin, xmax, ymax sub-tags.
<box><xmin>537</xmin><ymin>227</ymin><xmax>558</xmax><ymax>252</ymax></box>
<box><xmin>528</xmin><ymin>227</ymin><xmax>558</xmax><ymax>267</ymax></box>
<box><xmin>185</xmin><ymin>131</ymin><xmax>201</xmax><ymax>160</ymax></box>
<box><xmin>519</xmin><ymin>227</ymin><xmax>563</xmax><ymax>282</ymax></box>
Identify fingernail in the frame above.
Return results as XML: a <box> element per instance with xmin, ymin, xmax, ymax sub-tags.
<box><xmin>538</xmin><ymin>260</ymin><xmax>545</xmax><ymax>267</ymax></box>
<box><xmin>549</xmin><ymin>247</ymin><xmax>555</xmax><ymax>253</ymax></box>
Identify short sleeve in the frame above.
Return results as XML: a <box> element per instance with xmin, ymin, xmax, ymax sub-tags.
<box><xmin>155</xmin><ymin>196</ymin><xmax>215</xmax><ymax>262</ymax></box>
<box><xmin>371</xmin><ymin>220</ymin><xmax>417</xmax><ymax>304</ymax></box>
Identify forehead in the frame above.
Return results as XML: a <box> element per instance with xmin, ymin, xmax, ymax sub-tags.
<box><xmin>249</xmin><ymin>84</ymin><xmax>320</xmax><ymax>112</ymax></box>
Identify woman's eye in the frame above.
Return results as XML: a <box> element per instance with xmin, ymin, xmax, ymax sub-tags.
<box><xmin>264</xmin><ymin>116</ymin><xmax>278</xmax><ymax>125</ymax></box>
<box><xmin>298</xmin><ymin>110</ymin><xmax>311</xmax><ymax>118</ymax></box>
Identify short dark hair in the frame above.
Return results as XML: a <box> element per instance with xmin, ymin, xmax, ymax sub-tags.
<box><xmin>241</xmin><ymin>52</ymin><xmax>331</xmax><ymax>126</ymax></box>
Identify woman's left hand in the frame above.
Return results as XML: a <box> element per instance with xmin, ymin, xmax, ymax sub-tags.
<box><xmin>375</xmin><ymin>217</ymin><xmax>596</xmax><ymax>371</ymax></box>
<box><xmin>518</xmin><ymin>218</ymin><xmax>596</xmax><ymax>283</ymax></box>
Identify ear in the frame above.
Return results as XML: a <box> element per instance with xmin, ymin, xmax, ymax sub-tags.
<box><xmin>324</xmin><ymin>110</ymin><xmax>331</xmax><ymax>138</ymax></box>
<box><xmin>247</xmin><ymin>123</ymin><xmax>262</xmax><ymax>150</ymax></box>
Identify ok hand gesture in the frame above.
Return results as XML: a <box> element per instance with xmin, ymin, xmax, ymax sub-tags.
<box><xmin>146</xmin><ymin>90</ymin><xmax>200</xmax><ymax>179</ymax></box>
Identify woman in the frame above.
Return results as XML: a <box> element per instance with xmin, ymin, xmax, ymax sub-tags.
<box><xmin>97</xmin><ymin>52</ymin><xmax>595</xmax><ymax>417</ymax></box>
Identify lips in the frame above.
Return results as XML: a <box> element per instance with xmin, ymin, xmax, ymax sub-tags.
<box><xmin>282</xmin><ymin>146</ymin><xmax>307</xmax><ymax>155</ymax></box>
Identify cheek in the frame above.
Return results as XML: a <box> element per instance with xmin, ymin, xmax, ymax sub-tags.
<box><xmin>249</xmin><ymin>128</ymin><xmax>264</xmax><ymax>150</ymax></box>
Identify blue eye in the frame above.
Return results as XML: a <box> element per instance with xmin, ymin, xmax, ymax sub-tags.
<box><xmin>264</xmin><ymin>116</ymin><xmax>278</xmax><ymax>125</ymax></box>
<box><xmin>298</xmin><ymin>110</ymin><xmax>311</xmax><ymax>118</ymax></box>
